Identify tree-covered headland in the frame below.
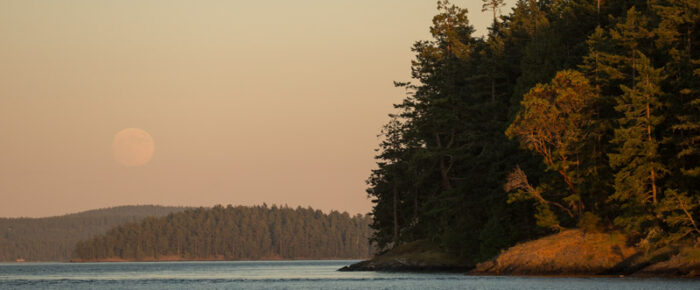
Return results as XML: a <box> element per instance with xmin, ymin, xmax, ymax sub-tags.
<box><xmin>0</xmin><ymin>205</ymin><xmax>188</xmax><ymax>262</ymax></box>
<box><xmin>368</xmin><ymin>0</ymin><xmax>699</xmax><ymax>264</ymax></box>
<box><xmin>73</xmin><ymin>205</ymin><xmax>372</xmax><ymax>261</ymax></box>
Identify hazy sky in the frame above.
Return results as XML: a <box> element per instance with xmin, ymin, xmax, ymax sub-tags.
<box><xmin>0</xmin><ymin>0</ymin><xmax>514</xmax><ymax>218</ymax></box>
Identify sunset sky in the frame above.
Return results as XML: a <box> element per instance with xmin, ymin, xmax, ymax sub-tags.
<box><xmin>0</xmin><ymin>0</ymin><xmax>513</xmax><ymax>218</ymax></box>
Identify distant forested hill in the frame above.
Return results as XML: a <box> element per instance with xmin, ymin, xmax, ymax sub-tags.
<box><xmin>73</xmin><ymin>205</ymin><xmax>373</xmax><ymax>261</ymax></box>
<box><xmin>0</xmin><ymin>205</ymin><xmax>189</xmax><ymax>261</ymax></box>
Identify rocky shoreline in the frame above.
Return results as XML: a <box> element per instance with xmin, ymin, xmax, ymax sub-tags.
<box><xmin>338</xmin><ymin>259</ymin><xmax>470</xmax><ymax>272</ymax></box>
<box><xmin>339</xmin><ymin>239</ymin><xmax>471</xmax><ymax>272</ymax></box>
<box><xmin>340</xmin><ymin>230</ymin><xmax>700</xmax><ymax>278</ymax></box>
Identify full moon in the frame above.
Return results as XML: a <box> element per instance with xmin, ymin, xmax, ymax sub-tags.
<box><xmin>112</xmin><ymin>128</ymin><xmax>155</xmax><ymax>167</ymax></box>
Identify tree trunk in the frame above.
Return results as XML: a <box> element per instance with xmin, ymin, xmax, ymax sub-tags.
<box><xmin>414</xmin><ymin>192</ymin><xmax>418</xmax><ymax>225</ymax></box>
<box><xmin>491</xmin><ymin>79</ymin><xmax>496</xmax><ymax>102</ymax></box>
<box><xmin>393</xmin><ymin>183</ymin><xmax>399</xmax><ymax>246</ymax></box>
<box><xmin>439</xmin><ymin>157</ymin><xmax>453</xmax><ymax>191</ymax></box>
<box><xmin>493</xmin><ymin>8</ymin><xmax>497</xmax><ymax>26</ymax></box>
<box><xmin>645</xmin><ymin>73</ymin><xmax>658</xmax><ymax>204</ymax></box>
<box><xmin>435</xmin><ymin>132</ymin><xmax>454</xmax><ymax>191</ymax></box>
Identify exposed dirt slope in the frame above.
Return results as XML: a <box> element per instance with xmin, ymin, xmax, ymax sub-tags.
<box><xmin>471</xmin><ymin>229</ymin><xmax>700</xmax><ymax>277</ymax></box>
<box><xmin>472</xmin><ymin>230</ymin><xmax>636</xmax><ymax>275</ymax></box>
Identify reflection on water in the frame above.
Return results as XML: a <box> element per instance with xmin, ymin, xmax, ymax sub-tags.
<box><xmin>1</xmin><ymin>260</ymin><xmax>697</xmax><ymax>290</ymax></box>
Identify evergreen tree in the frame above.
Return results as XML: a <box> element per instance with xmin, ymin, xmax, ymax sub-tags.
<box><xmin>609</xmin><ymin>53</ymin><xmax>666</xmax><ymax>238</ymax></box>
<box><xmin>653</xmin><ymin>0</ymin><xmax>700</xmax><ymax>244</ymax></box>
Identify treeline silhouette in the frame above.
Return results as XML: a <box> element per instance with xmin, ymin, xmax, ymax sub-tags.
<box><xmin>74</xmin><ymin>205</ymin><xmax>373</xmax><ymax>261</ymax></box>
<box><xmin>0</xmin><ymin>205</ymin><xmax>188</xmax><ymax>261</ymax></box>
<box><xmin>368</xmin><ymin>0</ymin><xmax>699</xmax><ymax>263</ymax></box>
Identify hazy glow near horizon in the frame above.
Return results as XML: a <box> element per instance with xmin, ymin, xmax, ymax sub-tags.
<box><xmin>0</xmin><ymin>0</ymin><xmax>514</xmax><ymax>218</ymax></box>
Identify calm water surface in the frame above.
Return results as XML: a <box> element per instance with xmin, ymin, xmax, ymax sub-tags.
<box><xmin>0</xmin><ymin>260</ymin><xmax>698</xmax><ymax>289</ymax></box>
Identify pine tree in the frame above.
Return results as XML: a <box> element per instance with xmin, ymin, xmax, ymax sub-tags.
<box><xmin>657</xmin><ymin>189</ymin><xmax>700</xmax><ymax>243</ymax></box>
<box><xmin>609</xmin><ymin>53</ymin><xmax>666</xmax><ymax>237</ymax></box>
<box><xmin>654</xmin><ymin>0</ymin><xmax>700</xmax><ymax>190</ymax></box>
<box><xmin>652</xmin><ymin>0</ymin><xmax>700</xmax><ymax>244</ymax></box>
<box><xmin>482</xmin><ymin>0</ymin><xmax>505</xmax><ymax>26</ymax></box>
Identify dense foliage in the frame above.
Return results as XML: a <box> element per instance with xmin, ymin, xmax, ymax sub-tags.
<box><xmin>368</xmin><ymin>0</ymin><xmax>699</xmax><ymax>263</ymax></box>
<box><xmin>0</xmin><ymin>205</ymin><xmax>188</xmax><ymax>261</ymax></box>
<box><xmin>73</xmin><ymin>205</ymin><xmax>373</xmax><ymax>261</ymax></box>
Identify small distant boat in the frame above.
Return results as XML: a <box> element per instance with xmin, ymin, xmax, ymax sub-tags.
<box><xmin>15</xmin><ymin>258</ymin><xmax>25</xmax><ymax>262</ymax></box>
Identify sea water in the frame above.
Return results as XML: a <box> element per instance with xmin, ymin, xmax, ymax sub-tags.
<box><xmin>0</xmin><ymin>260</ymin><xmax>698</xmax><ymax>289</ymax></box>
